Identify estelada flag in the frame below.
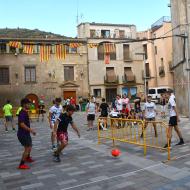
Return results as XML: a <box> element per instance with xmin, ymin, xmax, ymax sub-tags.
<box><xmin>40</xmin><ymin>45</ymin><xmax>51</xmax><ymax>62</ymax></box>
<box><xmin>69</xmin><ymin>43</ymin><xmax>82</xmax><ymax>48</ymax></box>
<box><xmin>88</xmin><ymin>43</ymin><xmax>98</xmax><ymax>48</ymax></box>
<box><xmin>8</xmin><ymin>41</ymin><xmax>22</xmax><ymax>49</ymax></box>
<box><xmin>103</xmin><ymin>43</ymin><xmax>115</xmax><ymax>53</ymax></box>
<box><xmin>55</xmin><ymin>44</ymin><xmax>66</xmax><ymax>60</ymax></box>
<box><xmin>23</xmin><ymin>44</ymin><xmax>34</xmax><ymax>54</ymax></box>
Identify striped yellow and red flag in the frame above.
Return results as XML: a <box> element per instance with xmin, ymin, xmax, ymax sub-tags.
<box><xmin>23</xmin><ymin>44</ymin><xmax>34</xmax><ymax>54</ymax></box>
<box><xmin>55</xmin><ymin>44</ymin><xmax>66</xmax><ymax>60</ymax></box>
<box><xmin>69</xmin><ymin>43</ymin><xmax>82</xmax><ymax>48</ymax></box>
<box><xmin>88</xmin><ymin>43</ymin><xmax>99</xmax><ymax>48</ymax></box>
<box><xmin>40</xmin><ymin>45</ymin><xmax>51</xmax><ymax>62</ymax></box>
<box><xmin>103</xmin><ymin>43</ymin><xmax>115</xmax><ymax>53</ymax></box>
<box><xmin>8</xmin><ymin>41</ymin><xmax>22</xmax><ymax>48</ymax></box>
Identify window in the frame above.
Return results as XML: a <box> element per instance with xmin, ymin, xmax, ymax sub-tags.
<box><xmin>64</xmin><ymin>66</ymin><xmax>74</xmax><ymax>81</ymax></box>
<box><xmin>101</xmin><ymin>30</ymin><xmax>110</xmax><ymax>38</ymax></box>
<box><xmin>25</xmin><ymin>66</ymin><xmax>36</xmax><ymax>82</ymax></box>
<box><xmin>145</xmin><ymin>63</ymin><xmax>150</xmax><ymax>77</ymax></box>
<box><xmin>98</xmin><ymin>44</ymin><xmax>104</xmax><ymax>60</ymax></box>
<box><xmin>143</xmin><ymin>44</ymin><xmax>148</xmax><ymax>59</ymax></box>
<box><xmin>94</xmin><ymin>89</ymin><xmax>101</xmax><ymax>97</ymax></box>
<box><xmin>119</xmin><ymin>30</ymin><xmax>125</xmax><ymax>38</ymax></box>
<box><xmin>155</xmin><ymin>46</ymin><xmax>157</xmax><ymax>54</ymax></box>
<box><xmin>148</xmin><ymin>89</ymin><xmax>156</xmax><ymax>94</ymax></box>
<box><xmin>124</xmin><ymin>67</ymin><xmax>135</xmax><ymax>81</ymax></box>
<box><xmin>161</xmin><ymin>58</ymin><xmax>164</xmax><ymax>66</ymax></box>
<box><xmin>0</xmin><ymin>43</ymin><xmax>6</xmax><ymax>53</ymax></box>
<box><xmin>106</xmin><ymin>67</ymin><xmax>116</xmax><ymax>82</ymax></box>
<box><xmin>110</xmin><ymin>51</ymin><xmax>116</xmax><ymax>60</ymax></box>
<box><xmin>123</xmin><ymin>44</ymin><xmax>130</xmax><ymax>60</ymax></box>
<box><xmin>157</xmin><ymin>89</ymin><xmax>167</xmax><ymax>94</ymax></box>
<box><xmin>0</xmin><ymin>68</ymin><xmax>9</xmax><ymax>84</ymax></box>
<box><xmin>66</xmin><ymin>46</ymin><xmax>77</xmax><ymax>54</ymax></box>
<box><xmin>90</xmin><ymin>30</ymin><xmax>96</xmax><ymax>38</ymax></box>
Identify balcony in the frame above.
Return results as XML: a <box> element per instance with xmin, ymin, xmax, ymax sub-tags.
<box><xmin>159</xmin><ymin>66</ymin><xmax>165</xmax><ymax>77</ymax></box>
<box><xmin>104</xmin><ymin>75</ymin><xmax>119</xmax><ymax>84</ymax></box>
<box><xmin>122</xmin><ymin>75</ymin><xmax>136</xmax><ymax>83</ymax></box>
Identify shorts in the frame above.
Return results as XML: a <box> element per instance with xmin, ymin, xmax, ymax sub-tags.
<box><xmin>100</xmin><ymin>113</ymin><xmax>108</xmax><ymax>117</ymax></box>
<box><xmin>169</xmin><ymin>116</ymin><xmax>177</xmax><ymax>126</ymax></box>
<box><xmin>87</xmin><ymin>114</ymin><xmax>95</xmax><ymax>121</ymax></box>
<box><xmin>18</xmin><ymin>135</ymin><xmax>32</xmax><ymax>147</ymax></box>
<box><xmin>145</xmin><ymin>118</ymin><xmax>155</xmax><ymax>121</ymax></box>
<box><xmin>5</xmin><ymin>116</ymin><xmax>13</xmax><ymax>122</ymax></box>
<box><xmin>161</xmin><ymin>105</ymin><xmax>166</xmax><ymax>112</ymax></box>
<box><xmin>57</xmin><ymin>132</ymin><xmax>68</xmax><ymax>144</ymax></box>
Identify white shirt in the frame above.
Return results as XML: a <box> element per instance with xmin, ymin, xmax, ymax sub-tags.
<box><xmin>168</xmin><ymin>97</ymin><xmax>176</xmax><ymax>117</ymax></box>
<box><xmin>86</xmin><ymin>102</ymin><xmax>96</xmax><ymax>114</ymax></box>
<box><xmin>116</xmin><ymin>98</ymin><xmax>123</xmax><ymax>111</ymax></box>
<box><xmin>143</xmin><ymin>102</ymin><xmax>156</xmax><ymax>118</ymax></box>
<box><xmin>49</xmin><ymin>105</ymin><xmax>63</xmax><ymax>123</ymax></box>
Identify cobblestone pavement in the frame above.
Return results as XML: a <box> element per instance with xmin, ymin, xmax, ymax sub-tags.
<box><xmin>0</xmin><ymin>111</ymin><xmax>190</xmax><ymax>190</ymax></box>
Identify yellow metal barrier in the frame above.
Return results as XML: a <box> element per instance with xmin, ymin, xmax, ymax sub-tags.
<box><xmin>97</xmin><ymin>117</ymin><xmax>170</xmax><ymax>160</ymax></box>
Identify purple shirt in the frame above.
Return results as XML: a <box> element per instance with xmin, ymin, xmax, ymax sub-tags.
<box><xmin>17</xmin><ymin>109</ymin><xmax>30</xmax><ymax>137</ymax></box>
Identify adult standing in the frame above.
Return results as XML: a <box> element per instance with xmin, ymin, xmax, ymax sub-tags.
<box><xmin>115</xmin><ymin>95</ymin><xmax>123</xmax><ymax>113</ymax></box>
<box><xmin>3</xmin><ymin>100</ymin><xmax>15</xmax><ymax>132</ymax></box>
<box><xmin>164</xmin><ymin>90</ymin><xmax>184</xmax><ymax>148</ymax></box>
<box><xmin>122</xmin><ymin>94</ymin><xmax>131</xmax><ymax>111</ymax></box>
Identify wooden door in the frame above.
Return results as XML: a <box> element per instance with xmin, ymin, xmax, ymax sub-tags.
<box><xmin>25</xmin><ymin>94</ymin><xmax>39</xmax><ymax>108</ymax></box>
<box><xmin>63</xmin><ymin>91</ymin><xmax>76</xmax><ymax>102</ymax></box>
<box><xmin>106</xmin><ymin>88</ymin><xmax>117</xmax><ymax>103</ymax></box>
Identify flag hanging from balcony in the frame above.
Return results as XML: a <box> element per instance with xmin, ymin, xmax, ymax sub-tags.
<box><xmin>40</xmin><ymin>45</ymin><xmax>51</xmax><ymax>62</ymax></box>
<box><xmin>88</xmin><ymin>43</ymin><xmax>98</xmax><ymax>48</ymax></box>
<box><xmin>8</xmin><ymin>41</ymin><xmax>22</xmax><ymax>49</ymax></box>
<box><xmin>55</xmin><ymin>44</ymin><xmax>66</xmax><ymax>60</ymax></box>
<box><xmin>23</xmin><ymin>44</ymin><xmax>34</xmax><ymax>54</ymax></box>
<box><xmin>69</xmin><ymin>43</ymin><xmax>82</xmax><ymax>48</ymax></box>
<box><xmin>103</xmin><ymin>43</ymin><xmax>115</xmax><ymax>53</ymax></box>
<box><xmin>104</xmin><ymin>53</ymin><xmax>110</xmax><ymax>64</ymax></box>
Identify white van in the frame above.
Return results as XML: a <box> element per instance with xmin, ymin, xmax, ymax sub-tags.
<box><xmin>148</xmin><ymin>87</ymin><xmax>173</xmax><ymax>103</ymax></box>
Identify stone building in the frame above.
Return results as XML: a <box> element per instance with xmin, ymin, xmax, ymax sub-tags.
<box><xmin>137</xmin><ymin>17</ymin><xmax>173</xmax><ymax>91</ymax></box>
<box><xmin>77</xmin><ymin>22</ymin><xmax>145</xmax><ymax>103</ymax></box>
<box><xmin>170</xmin><ymin>0</ymin><xmax>190</xmax><ymax>116</ymax></box>
<box><xmin>0</xmin><ymin>38</ymin><xmax>88</xmax><ymax>108</ymax></box>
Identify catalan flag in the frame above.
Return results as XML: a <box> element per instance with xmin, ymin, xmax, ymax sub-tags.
<box><xmin>55</xmin><ymin>44</ymin><xmax>66</xmax><ymax>60</ymax></box>
<box><xmin>40</xmin><ymin>45</ymin><xmax>51</xmax><ymax>62</ymax></box>
<box><xmin>23</xmin><ymin>44</ymin><xmax>34</xmax><ymax>54</ymax></box>
<box><xmin>69</xmin><ymin>43</ymin><xmax>82</xmax><ymax>48</ymax></box>
<box><xmin>103</xmin><ymin>43</ymin><xmax>115</xmax><ymax>53</ymax></box>
<box><xmin>8</xmin><ymin>41</ymin><xmax>22</xmax><ymax>49</ymax></box>
<box><xmin>88</xmin><ymin>43</ymin><xmax>99</xmax><ymax>48</ymax></box>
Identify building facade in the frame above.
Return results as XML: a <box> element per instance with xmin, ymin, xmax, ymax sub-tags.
<box><xmin>137</xmin><ymin>17</ymin><xmax>173</xmax><ymax>92</ymax></box>
<box><xmin>78</xmin><ymin>22</ymin><xmax>145</xmax><ymax>103</ymax></box>
<box><xmin>0</xmin><ymin>38</ymin><xmax>88</xmax><ymax>108</ymax></box>
<box><xmin>170</xmin><ymin>0</ymin><xmax>190</xmax><ymax>116</ymax></box>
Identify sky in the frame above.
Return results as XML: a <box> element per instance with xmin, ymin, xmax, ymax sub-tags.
<box><xmin>0</xmin><ymin>0</ymin><xmax>170</xmax><ymax>37</ymax></box>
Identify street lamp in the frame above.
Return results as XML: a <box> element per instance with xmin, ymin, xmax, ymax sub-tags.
<box><xmin>136</xmin><ymin>52</ymin><xmax>147</xmax><ymax>99</ymax></box>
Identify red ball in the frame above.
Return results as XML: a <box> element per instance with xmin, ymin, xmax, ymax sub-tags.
<box><xmin>111</xmin><ymin>149</ymin><xmax>120</xmax><ymax>157</ymax></box>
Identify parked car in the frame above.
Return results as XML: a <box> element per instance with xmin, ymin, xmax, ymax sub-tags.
<box><xmin>148</xmin><ymin>87</ymin><xmax>173</xmax><ymax>103</ymax></box>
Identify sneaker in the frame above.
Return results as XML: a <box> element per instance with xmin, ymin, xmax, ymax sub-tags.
<box><xmin>25</xmin><ymin>157</ymin><xmax>35</xmax><ymax>163</ymax></box>
<box><xmin>52</xmin><ymin>145</ymin><xmax>57</xmax><ymax>151</ymax></box>
<box><xmin>18</xmin><ymin>164</ymin><xmax>30</xmax><ymax>169</ymax></box>
<box><xmin>12</xmin><ymin>128</ymin><xmax>16</xmax><ymax>131</ymax></box>
<box><xmin>175</xmin><ymin>141</ymin><xmax>185</xmax><ymax>146</ymax></box>
<box><xmin>53</xmin><ymin>155</ymin><xmax>61</xmax><ymax>162</ymax></box>
<box><xmin>163</xmin><ymin>144</ymin><xmax>171</xmax><ymax>148</ymax></box>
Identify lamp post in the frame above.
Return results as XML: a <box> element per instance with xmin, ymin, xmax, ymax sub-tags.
<box><xmin>136</xmin><ymin>52</ymin><xmax>147</xmax><ymax>99</ymax></box>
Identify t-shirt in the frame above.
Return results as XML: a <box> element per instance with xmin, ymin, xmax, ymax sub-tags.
<box><xmin>17</xmin><ymin>109</ymin><xmax>30</xmax><ymax>137</ymax></box>
<box><xmin>100</xmin><ymin>103</ymin><xmax>109</xmax><ymax>116</ymax></box>
<box><xmin>168</xmin><ymin>97</ymin><xmax>176</xmax><ymax>117</ymax></box>
<box><xmin>3</xmin><ymin>104</ymin><xmax>13</xmax><ymax>116</ymax></box>
<box><xmin>143</xmin><ymin>102</ymin><xmax>156</xmax><ymax>118</ymax></box>
<box><xmin>57</xmin><ymin>112</ymin><xmax>73</xmax><ymax>132</ymax></box>
<box><xmin>49</xmin><ymin>105</ymin><xmax>63</xmax><ymax>123</ymax></box>
<box><xmin>115</xmin><ymin>99</ymin><xmax>123</xmax><ymax>111</ymax></box>
<box><xmin>86</xmin><ymin>102</ymin><xmax>96</xmax><ymax>115</ymax></box>
<box><xmin>122</xmin><ymin>98</ymin><xmax>129</xmax><ymax>105</ymax></box>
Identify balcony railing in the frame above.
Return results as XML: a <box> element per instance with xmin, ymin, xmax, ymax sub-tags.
<box><xmin>159</xmin><ymin>66</ymin><xmax>165</xmax><ymax>77</ymax></box>
<box><xmin>104</xmin><ymin>75</ymin><xmax>119</xmax><ymax>84</ymax></box>
<box><xmin>122</xmin><ymin>75</ymin><xmax>136</xmax><ymax>83</ymax></box>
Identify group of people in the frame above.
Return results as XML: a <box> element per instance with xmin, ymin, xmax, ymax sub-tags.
<box><xmin>1</xmin><ymin>88</ymin><xmax>185</xmax><ymax>169</ymax></box>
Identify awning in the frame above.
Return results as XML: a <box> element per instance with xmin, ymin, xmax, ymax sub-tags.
<box><xmin>107</xmin><ymin>69</ymin><xmax>116</xmax><ymax>82</ymax></box>
<box><xmin>125</xmin><ymin>68</ymin><xmax>135</xmax><ymax>81</ymax></box>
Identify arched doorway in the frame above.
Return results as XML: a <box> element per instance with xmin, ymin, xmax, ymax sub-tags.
<box><xmin>25</xmin><ymin>94</ymin><xmax>39</xmax><ymax>109</ymax></box>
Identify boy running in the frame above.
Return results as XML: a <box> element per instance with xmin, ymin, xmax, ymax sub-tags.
<box><xmin>17</xmin><ymin>98</ymin><xmax>36</xmax><ymax>169</ymax></box>
<box><xmin>53</xmin><ymin>105</ymin><xmax>80</xmax><ymax>162</ymax></box>
<box><xmin>49</xmin><ymin>98</ymin><xmax>63</xmax><ymax>150</ymax></box>
<box><xmin>142</xmin><ymin>96</ymin><xmax>158</xmax><ymax>137</ymax></box>
<box><xmin>164</xmin><ymin>90</ymin><xmax>184</xmax><ymax>148</ymax></box>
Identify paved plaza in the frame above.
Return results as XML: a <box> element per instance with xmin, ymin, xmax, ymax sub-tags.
<box><xmin>1</xmin><ymin>112</ymin><xmax>190</xmax><ymax>190</ymax></box>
